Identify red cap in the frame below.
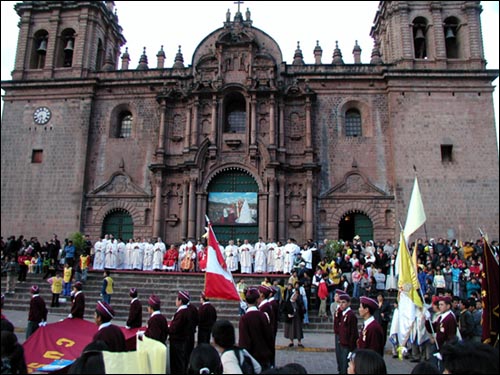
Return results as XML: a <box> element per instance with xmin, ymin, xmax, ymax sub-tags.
<box><xmin>129</xmin><ymin>288</ymin><xmax>138</xmax><ymax>298</ymax></box>
<box><xmin>96</xmin><ymin>301</ymin><xmax>115</xmax><ymax>320</ymax></box>
<box><xmin>258</xmin><ymin>285</ymin><xmax>271</xmax><ymax>298</ymax></box>
<box><xmin>31</xmin><ymin>285</ymin><xmax>40</xmax><ymax>294</ymax></box>
<box><xmin>360</xmin><ymin>296</ymin><xmax>378</xmax><ymax>310</ymax></box>
<box><xmin>339</xmin><ymin>294</ymin><xmax>351</xmax><ymax>302</ymax></box>
<box><xmin>177</xmin><ymin>290</ymin><xmax>190</xmax><ymax>303</ymax></box>
<box><xmin>148</xmin><ymin>294</ymin><xmax>161</xmax><ymax>309</ymax></box>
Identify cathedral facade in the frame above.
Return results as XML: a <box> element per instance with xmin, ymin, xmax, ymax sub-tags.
<box><xmin>1</xmin><ymin>1</ymin><xmax>498</xmax><ymax>244</ymax></box>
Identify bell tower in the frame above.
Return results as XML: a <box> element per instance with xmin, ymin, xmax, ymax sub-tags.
<box><xmin>370</xmin><ymin>1</ymin><xmax>485</xmax><ymax>69</ymax></box>
<box><xmin>11</xmin><ymin>1</ymin><xmax>125</xmax><ymax>81</ymax></box>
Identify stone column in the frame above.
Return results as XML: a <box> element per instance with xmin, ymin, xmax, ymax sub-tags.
<box><xmin>250</xmin><ymin>94</ymin><xmax>257</xmax><ymax>145</ymax></box>
<box><xmin>278</xmin><ymin>175</ymin><xmax>286</xmax><ymax>241</ymax></box>
<box><xmin>157</xmin><ymin>101</ymin><xmax>167</xmax><ymax>153</ymax></box>
<box><xmin>153</xmin><ymin>172</ymin><xmax>163</xmax><ymax>237</ymax></box>
<box><xmin>305</xmin><ymin>97</ymin><xmax>312</xmax><ymax>149</ymax></box>
<box><xmin>181</xmin><ymin>179</ymin><xmax>189</xmax><ymax>239</ymax></box>
<box><xmin>269</xmin><ymin>94</ymin><xmax>276</xmax><ymax>146</ymax></box>
<box><xmin>279</xmin><ymin>100</ymin><xmax>285</xmax><ymax>148</ymax></box>
<box><xmin>184</xmin><ymin>105</ymin><xmax>191</xmax><ymax>150</ymax></box>
<box><xmin>210</xmin><ymin>96</ymin><xmax>217</xmax><ymax>144</ymax></box>
<box><xmin>196</xmin><ymin>192</ymin><xmax>204</xmax><ymax>240</ymax></box>
<box><xmin>305</xmin><ymin>175</ymin><xmax>313</xmax><ymax>240</ymax></box>
<box><xmin>268</xmin><ymin>177</ymin><xmax>277</xmax><ymax>240</ymax></box>
<box><xmin>259</xmin><ymin>193</ymin><xmax>268</xmax><ymax>241</ymax></box>
<box><xmin>188</xmin><ymin>177</ymin><xmax>197</xmax><ymax>239</ymax></box>
<box><xmin>191</xmin><ymin>99</ymin><xmax>199</xmax><ymax>146</ymax></box>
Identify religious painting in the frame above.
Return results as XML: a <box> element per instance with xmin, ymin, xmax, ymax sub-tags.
<box><xmin>208</xmin><ymin>192</ymin><xmax>258</xmax><ymax>225</ymax></box>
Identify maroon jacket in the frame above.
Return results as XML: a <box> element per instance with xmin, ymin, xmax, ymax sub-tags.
<box><xmin>198</xmin><ymin>302</ymin><xmax>217</xmax><ymax>330</ymax></box>
<box><xmin>93</xmin><ymin>324</ymin><xmax>127</xmax><ymax>352</ymax></box>
<box><xmin>70</xmin><ymin>292</ymin><xmax>85</xmax><ymax>319</ymax></box>
<box><xmin>145</xmin><ymin>312</ymin><xmax>169</xmax><ymax>344</ymax></box>
<box><xmin>28</xmin><ymin>295</ymin><xmax>48</xmax><ymax>323</ymax></box>
<box><xmin>338</xmin><ymin>308</ymin><xmax>358</xmax><ymax>351</ymax></box>
<box><xmin>126</xmin><ymin>298</ymin><xmax>143</xmax><ymax>328</ymax></box>
<box><xmin>239</xmin><ymin>306</ymin><xmax>274</xmax><ymax>370</ymax></box>
<box><xmin>333</xmin><ymin>305</ymin><xmax>343</xmax><ymax>335</ymax></box>
<box><xmin>425</xmin><ymin>311</ymin><xmax>458</xmax><ymax>349</ymax></box>
<box><xmin>168</xmin><ymin>306</ymin><xmax>190</xmax><ymax>343</ymax></box>
<box><xmin>357</xmin><ymin>317</ymin><xmax>385</xmax><ymax>356</ymax></box>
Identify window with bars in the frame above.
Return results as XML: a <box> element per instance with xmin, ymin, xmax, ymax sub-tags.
<box><xmin>345</xmin><ymin>109</ymin><xmax>362</xmax><ymax>137</ymax></box>
<box><xmin>224</xmin><ymin>93</ymin><xmax>246</xmax><ymax>133</ymax></box>
<box><xmin>119</xmin><ymin>113</ymin><xmax>133</xmax><ymax>138</ymax></box>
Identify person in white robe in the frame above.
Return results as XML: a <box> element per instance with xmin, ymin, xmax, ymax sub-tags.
<box><xmin>152</xmin><ymin>237</ymin><xmax>166</xmax><ymax>271</ymax></box>
<box><xmin>116</xmin><ymin>239</ymin><xmax>125</xmax><ymax>269</ymax></box>
<box><xmin>224</xmin><ymin>240</ymin><xmax>239</xmax><ymax>272</ymax></box>
<box><xmin>104</xmin><ymin>237</ymin><xmax>117</xmax><ymax>269</ymax></box>
<box><xmin>300</xmin><ymin>244</ymin><xmax>313</xmax><ymax>273</ymax></box>
<box><xmin>266</xmin><ymin>240</ymin><xmax>277</xmax><ymax>273</ymax></box>
<box><xmin>283</xmin><ymin>238</ymin><xmax>296</xmax><ymax>274</ymax></box>
<box><xmin>123</xmin><ymin>239</ymin><xmax>134</xmax><ymax>270</ymax></box>
<box><xmin>142</xmin><ymin>239</ymin><xmax>154</xmax><ymax>271</ymax></box>
<box><xmin>92</xmin><ymin>239</ymin><xmax>105</xmax><ymax>270</ymax></box>
<box><xmin>253</xmin><ymin>237</ymin><xmax>267</xmax><ymax>273</ymax></box>
<box><xmin>132</xmin><ymin>241</ymin><xmax>143</xmax><ymax>270</ymax></box>
<box><xmin>274</xmin><ymin>241</ymin><xmax>284</xmax><ymax>273</ymax></box>
<box><xmin>238</xmin><ymin>239</ymin><xmax>254</xmax><ymax>273</ymax></box>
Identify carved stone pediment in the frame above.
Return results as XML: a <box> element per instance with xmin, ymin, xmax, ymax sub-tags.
<box><xmin>324</xmin><ymin>171</ymin><xmax>387</xmax><ymax>197</ymax></box>
<box><xmin>89</xmin><ymin>172</ymin><xmax>149</xmax><ymax>197</ymax></box>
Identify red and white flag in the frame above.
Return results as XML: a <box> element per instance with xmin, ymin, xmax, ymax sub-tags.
<box><xmin>204</xmin><ymin>218</ymin><xmax>240</xmax><ymax>301</ymax></box>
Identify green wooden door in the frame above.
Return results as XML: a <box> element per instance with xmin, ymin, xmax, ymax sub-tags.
<box><xmin>102</xmin><ymin>210</ymin><xmax>134</xmax><ymax>241</ymax></box>
<box><xmin>355</xmin><ymin>214</ymin><xmax>373</xmax><ymax>241</ymax></box>
<box><xmin>208</xmin><ymin>170</ymin><xmax>259</xmax><ymax>244</ymax></box>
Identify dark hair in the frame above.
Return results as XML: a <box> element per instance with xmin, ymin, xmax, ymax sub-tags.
<box><xmin>1</xmin><ymin>331</ymin><xmax>28</xmax><ymax>374</ymax></box>
<box><xmin>187</xmin><ymin>343</ymin><xmax>222</xmax><ymax>375</ymax></box>
<box><xmin>441</xmin><ymin>341</ymin><xmax>499</xmax><ymax>374</ymax></box>
<box><xmin>68</xmin><ymin>341</ymin><xmax>108</xmax><ymax>374</ymax></box>
<box><xmin>211</xmin><ymin>320</ymin><xmax>236</xmax><ymax>349</ymax></box>
<box><xmin>411</xmin><ymin>362</ymin><xmax>440</xmax><ymax>374</ymax></box>
<box><xmin>351</xmin><ymin>349</ymin><xmax>387</xmax><ymax>374</ymax></box>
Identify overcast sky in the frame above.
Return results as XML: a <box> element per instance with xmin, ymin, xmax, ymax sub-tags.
<box><xmin>1</xmin><ymin>1</ymin><xmax>498</xmax><ymax>146</ymax></box>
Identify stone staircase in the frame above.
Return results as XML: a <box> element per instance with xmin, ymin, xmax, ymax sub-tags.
<box><xmin>1</xmin><ymin>271</ymin><xmax>397</xmax><ymax>333</ymax></box>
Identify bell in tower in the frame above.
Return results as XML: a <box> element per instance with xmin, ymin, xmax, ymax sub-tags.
<box><xmin>37</xmin><ymin>38</ymin><xmax>47</xmax><ymax>54</ymax></box>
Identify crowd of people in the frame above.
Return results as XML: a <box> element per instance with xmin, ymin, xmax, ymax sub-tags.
<box><xmin>1</xmin><ymin>232</ymin><xmax>499</xmax><ymax>374</ymax></box>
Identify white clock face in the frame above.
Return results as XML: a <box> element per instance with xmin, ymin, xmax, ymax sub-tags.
<box><xmin>33</xmin><ymin>107</ymin><xmax>51</xmax><ymax>125</ymax></box>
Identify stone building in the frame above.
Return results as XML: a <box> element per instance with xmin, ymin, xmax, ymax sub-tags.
<box><xmin>1</xmin><ymin>1</ymin><xmax>498</xmax><ymax>245</ymax></box>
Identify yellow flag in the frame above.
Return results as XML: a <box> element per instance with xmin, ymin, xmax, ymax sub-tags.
<box><xmin>398</xmin><ymin>231</ymin><xmax>423</xmax><ymax>308</ymax></box>
<box><xmin>404</xmin><ymin>177</ymin><xmax>426</xmax><ymax>244</ymax></box>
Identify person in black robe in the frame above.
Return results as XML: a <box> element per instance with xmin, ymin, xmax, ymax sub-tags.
<box><xmin>169</xmin><ymin>291</ymin><xmax>192</xmax><ymax>374</ymax></box>
<box><xmin>68</xmin><ymin>282</ymin><xmax>85</xmax><ymax>319</ymax></box>
<box><xmin>144</xmin><ymin>294</ymin><xmax>169</xmax><ymax>344</ymax></box>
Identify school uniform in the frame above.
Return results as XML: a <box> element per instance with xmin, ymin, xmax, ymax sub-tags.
<box><xmin>239</xmin><ymin>306</ymin><xmax>274</xmax><ymax>370</ymax></box>
<box><xmin>126</xmin><ymin>298</ymin><xmax>143</xmax><ymax>328</ymax></box>
<box><xmin>357</xmin><ymin>316</ymin><xmax>385</xmax><ymax>356</ymax></box>
<box><xmin>93</xmin><ymin>322</ymin><xmax>127</xmax><ymax>352</ymax></box>
<box><xmin>197</xmin><ymin>302</ymin><xmax>217</xmax><ymax>344</ymax></box>
<box><xmin>145</xmin><ymin>311</ymin><xmax>169</xmax><ymax>344</ymax></box>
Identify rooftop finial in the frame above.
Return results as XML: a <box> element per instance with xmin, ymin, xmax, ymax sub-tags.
<box><xmin>234</xmin><ymin>0</ymin><xmax>244</xmax><ymax>14</ymax></box>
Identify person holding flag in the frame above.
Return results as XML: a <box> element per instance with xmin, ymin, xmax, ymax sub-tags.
<box><xmin>203</xmin><ymin>216</ymin><xmax>241</xmax><ymax>302</ymax></box>
<box><xmin>479</xmin><ymin>232</ymin><xmax>499</xmax><ymax>347</ymax></box>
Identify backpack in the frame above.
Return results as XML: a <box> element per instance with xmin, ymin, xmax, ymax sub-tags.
<box><xmin>232</xmin><ymin>348</ymin><xmax>256</xmax><ymax>374</ymax></box>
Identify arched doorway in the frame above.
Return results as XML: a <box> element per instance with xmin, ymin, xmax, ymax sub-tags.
<box><xmin>207</xmin><ymin>169</ymin><xmax>258</xmax><ymax>244</ymax></box>
<box><xmin>338</xmin><ymin>212</ymin><xmax>373</xmax><ymax>242</ymax></box>
<box><xmin>102</xmin><ymin>209</ymin><xmax>133</xmax><ymax>240</ymax></box>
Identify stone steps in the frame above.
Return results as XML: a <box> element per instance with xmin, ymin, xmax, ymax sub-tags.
<box><xmin>1</xmin><ymin>271</ymin><xmax>397</xmax><ymax>333</ymax></box>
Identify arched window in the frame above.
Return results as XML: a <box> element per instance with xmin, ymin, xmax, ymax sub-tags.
<box><xmin>56</xmin><ymin>28</ymin><xmax>75</xmax><ymax>67</ymax></box>
<box><xmin>345</xmin><ymin>109</ymin><xmax>362</xmax><ymax>137</ymax></box>
<box><xmin>413</xmin><ymin>17</ymin><xmax>428</xmax><ymax>59</ymax></box>
<box><xmin>119</xmin><ymin>112</ymin><xmax>133</xmax><ymax>138</ymax></box>
<box><xmin>444</xmin><ymin>17</ymin><xmax>460</xmax><ymax>59</ymax></box>
<box><xmin>224</xmin><ymin>92</ymin><xmax>246</xmax><ymax>133</ymax></box>
<box><xmin>96</xmin><ymin>39</ymin><xmax>104</xmax><ymax>70</ymax></box>
<box><xmin>30</xmin><ymin>30</ymin><xmax>48</xmax><ymax>69</ymax></box>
